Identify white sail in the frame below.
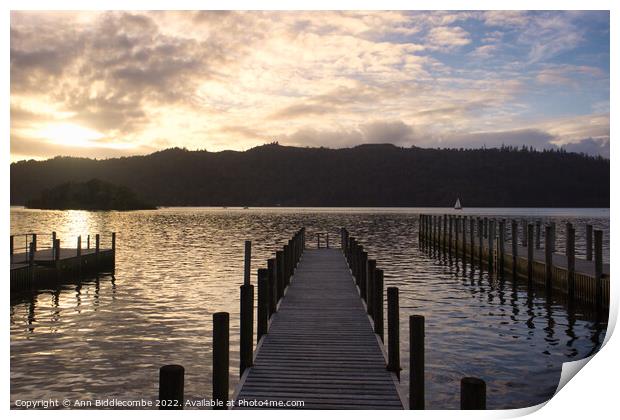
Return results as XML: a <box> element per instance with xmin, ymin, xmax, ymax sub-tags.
<box><xmin>454</xmin><ymin>198</ymin><xmax>462</xmax><ymax>210</ymax></box>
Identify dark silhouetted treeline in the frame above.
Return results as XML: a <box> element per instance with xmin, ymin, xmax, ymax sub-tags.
<box><xmin>11</xmin><ymin>143</ymin><xmax>610</xmax><ymax>207</ymax></box>
<box><xmin>24</xmin><ymin>178</ymin><xmax>156</xmax><ymax>210</ymax></box>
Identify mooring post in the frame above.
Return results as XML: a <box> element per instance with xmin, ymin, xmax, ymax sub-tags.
<box><xmin>511</xmin><ymin>220</ymin><xmax>518</xmax><ymax>275</ymax></box>
<box><xmin>462</xmin><ymin>216</ymin><xmax>467</xmax><ymax>263</ymax></box>
<box><xmin>387</xmin><ymin>287</ymin><xmax>401</xmax><ymax>379</ymax></box>
<box><xmin>326</xmin><ymin>232</ymin><xmax>329</xmax><ymax>248</ymax></box>
<box><xmin>213</xmin><ymin>312</ymin><xmax>229</xmax><ymax>410</ymax></box>
<box><xmin>409</xmin><ymin>315</ymin><xmax>425</xmax><ymax>410</ymax></box>
<box><xmin>366</xmin><ymin>259</ymin><xmax>376</xmax><ymax>317</ymax></box>
<box><xmin>448</xmin><ymin>216</ymin><xmax>453</xmax><ymax>257</ymax></box>
<box><xmin>54</xmin><ymin>239</ymin><xmax>61</xmax><ymax>262</ymax></box>
<box><xmin>469</xmin><ymin>218</ymin><xmax>475</xmax><ymax>266</ymax></box>
<box><xmin>454</xmin><ymin>217</ymin><xmax>460</xmax><ymax>262</ymax></box>
<box><xmin>276</xmin><ymin>250</ymin><xmax>284</xmax><ymax>301</ymax></box>
<box><xmin>77</xmin><ymin>235</ymin><xmax>82</xmax><ymax>257</ymax></box>
<box><xmin>10</xmin><ymin>235</ymin><xmax>14</xmax><ymax>263</ymax></box>
<box><xmin>159</xmin><ymin>365</ymin><xmax>184</xmax><ymax>410</ymax></box>
<box><xmin>87</xmin><ymin>234</ymin><xmax>90</xmax><ymax>249</ymax></box>
<box><xmin>32</xmin><ymin>233</ymin><xmax>37</xmax><ymax>252</ymax></box>
<box><xmin>317</xmin><ymin>233</ymin><xmax>320</xmax><ymax>249</ymax></box>
<box><xmin>521</xmin><ymin>219</ymin><xmax>527</xmax><ymax>247</ymax></box>
<box><xmin>550</xmin><ymin>222</ymin><xmax>556</xmax><ymax>252</ymax></box>
<box><xmin>483</xmin><ymin>217</ymin><xmax>488</xmax><ymax>239</ymax></box>
<box><xmin>360</xmin><ymin>251</ymin><xmax>368</xmax><ymax>301</ymax></box>
<box><xmin>535</xmin><ymin>221</ymin><xmax>541</xmax><ymax>249</ymax></box>
<box><xmin>111</xmin><ymin>232</ymin><xmax>116</xmax><ymax>252</ymax></box>
<box><xmin>95</xmin><ymin>234</ymin><xmax>100</xmax><ymax>270</ymax></box>
<box><xmin>477</xmin><ymin>218</ymin><xmax>483</xmax><ymax>265</ymax></box>
<box><xmin>586</xmin><ymin>224</ymin><xmax>593</xmax><ymax>261</ymax></box>
<box><xmin>527</xmin><ymin>224</ymin><xmax>534</xmax><ymax>286</ymax></box>
<box><xmin>243</xmin><ymin>241</ymin><xmax>251</xmax><ymax>286</ymax></box>
<box><xmin>567</xmin><ymin>225</ymin><xmax>576</xmax><ymax>301</ymax></box>
<box><xmin>461</xmin><ymin>377</ymin><xmax>486</xmax><ymax>409</ymax></box>
<box><xmin>443</xmin><ymin>215</ymin><xmax>447</xmax><ymax>256</ymax></box>
<box><xmin>594</xmin><ymin>230</ymin><xmax>603</xmax><ymax>312</ymax></box>
<box><xmin>29</xmin><ymin>241</ymin><xmax>35</xmax><ymax>266</ymax></box>
<box><xmin>257</xmin><ymin>268</ymin><xmax>269</xmax><ymax>341</ymax></box>
<box><xmin>374</xmin><ymin>268</ymin><xmax>384</xmax><ymax>342</ymax></box>
<box><xmin>545</xmin><ymin>225</ymin><xmax>553</xmax><ymax>294</ymax></box>
<box><xmin>498</xmin><ymin>220</ymin><xmax>505</xmax><ymax>274</ymax></box>
<box><xmin>565</xmin><ymin>222</ymin><xmax>573</xmax><ymax>256</ymax></box>
<box><xmin>284</xmin><ymin>243</ymin><xmax>291</xmax><ymax>287</ymax></box>
<box><xmin>240</xmin><ymin>283</ymin><xmax>254</xmax><ymax>376</ymax></box>
<box><xmin>267</xmin><ymin>258</ymin><xmax>277</xmax><ymax>316</ymax></box>
<box><xmin>52</xmin><ymin>232</ymin><xmax>57</xmax><ymax>259</ymax></box>
<box><xmin>487</xmin><ymin>220</ymin><xmax>495</xmax><ymax>270</ymax></box>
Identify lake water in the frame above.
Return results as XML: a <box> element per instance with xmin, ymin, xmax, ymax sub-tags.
<box><xmin>10</xmin><ymin>207</ymin><xmax>610</xmax><ymax>409</ymax></box>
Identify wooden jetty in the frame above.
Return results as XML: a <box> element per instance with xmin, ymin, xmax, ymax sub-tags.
<box><xmin>419</xmin><ymin>214</ymin><xmax>610</xmax><ymax>312</ymax></box>
<box><xmin>158</xmin><ymin>228</ymin><xmax>487</xmax><ymax>410</ymax></box>
<box><xmin>10</xmin><ymin>232</ymin><xmax>116</xmax><ymax>291</ymax></box>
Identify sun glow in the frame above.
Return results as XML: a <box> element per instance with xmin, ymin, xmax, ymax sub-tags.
<box><xmin>37</xmin><ymin>123</ymin><xmax>105</xmax><ymax>148</ymax></box>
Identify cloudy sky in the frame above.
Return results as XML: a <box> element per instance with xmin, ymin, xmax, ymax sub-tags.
<box><xmin>10</xmin><ymin>10</ymin><xmax>610</xmax><ymax>161</ymax></box>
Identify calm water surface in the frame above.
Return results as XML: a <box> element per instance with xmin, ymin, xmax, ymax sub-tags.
<box><xmin>10</xmin><ymin>207</ymin><xmax>610</xmax><ymax>409</ymax></box>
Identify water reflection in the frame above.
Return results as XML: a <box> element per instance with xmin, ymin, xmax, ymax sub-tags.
<box><xmin>10</xmin><ymin>207</ymin><xmax>609</xmax><ymax>409</ymax></box>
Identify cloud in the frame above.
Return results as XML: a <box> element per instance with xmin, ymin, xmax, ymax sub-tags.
<box><xmin>426</xmin><ymin>26</ymin><xmax>471</xmax><ymax>49</ymax></box>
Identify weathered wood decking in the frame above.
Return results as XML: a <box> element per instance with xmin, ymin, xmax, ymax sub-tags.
<box><xmin>234</xmin><ymin>248</ymin><xmax>404</xmax><ymax>409</ymax></box>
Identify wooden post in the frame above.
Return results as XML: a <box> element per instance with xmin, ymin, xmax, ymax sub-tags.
<box><xmin>443</xmin><ymin>215</ymin><xmax>447</xmax><ymax>256</ymax></box>
<box><xmin>535</xmin><ymin>221</ymin><xmax>541</xmax><ymax>249</ymax></box>
<box><xmin>550</xmin><ymin>222</ymin><xmax>556</xmax><ymax>252</ymax></box>
<box><xmin>29</xmin><ymin>241</ymin><xmax>35</xmax><ymax>265</ymax></box>
<box><xmin>455</xmin><ymin>217</ymin><xmax>460</xmax><ymax>261</ymax></box>
<box><xmin>374</xmin><ymin>268</ymin><xmax>384</xmax><ymax>342</ymax></box>
<box><xmin>212</xmin><ymin>312</ymin><xmax>229</xmax><ymax>410</ymax></box>
<box><xmin>159</xmin><ymin>365</ymin><xmax>184</xmax><ymax>410</ymax></box>
<box><xmin>32</xmin><ymin>233</ymin><xmax>37</xmax><ymax>252</ymax></box>
<box><xmin>545</xmin><ymin>225</ymin><xmax>553</xmax><ymax>293</ymax></box>
<box><xmin>594</xmin><ymin>230</ymin><xmax>603</xmax><ymax>311</ymax></box>
<box><xmin>366</xmin><ymin>259</ymin><xmax>376</xmax><ymax>316</ymax></box>
<box><xmin>511</xmin><ymin>220</ymin><xmax>518</xmax><ymax>275</ymax></box>
<box><xmin>317</xmin><ymin>233</ymin><xmax>321</xmax><ymax>249</ymax></box>
<box><xmin>257</xmin><ymin>268</ymin><xmax>269</xmax><ymax>341</ymax></box>
<box><xmin>527</xmin><ymin>224</ymin><xmax>534</xmax><ymax>286</ymax></box>
<box><xmin>267</xmin><ymin>258</ymin><xmax>277</xmax><ymax>316</ymax></box>
<box><xmin>10</xmin><ymin>235</ymin><xmax>13</xmax><ymax>263</ymax></box>
<box><xmin>469</xmin><ymin>218</ymin><xmax>475</xmax><ymax>266</ymax></box>
<box><xmin>276</xmin><ymin>250</ymin><xmax>284</xmax><ymax>301</ymax></box>
<box><xmin>387</xmin><ymin>287</ymin><xmax>400</xmax><ymax>379</ymax></box>
<box><xmin>477</xmin><ymin>218</ymin><xmax>483</xmax><ymax>266</ymax></box>
<box><xmin>95</xmin><ymin>234</ymin><xmax>100</xmax><ymax>270</ymax></box>
<box><xmin>87</xmin><ymin>234</ymin><xmax>90</xmax><ymax>249</ymax></box>
<box><xmin>409</xmin><ymin>315</ymin><xmax>425</xmax><ymax>410</ymax></box>
<box><xmin>54</xmin><ymin>239</ymin><xmax>61</xmax><ymax>261</ymax></box>
<box><xmin>112</xmin><ymin>232</ymin><xmax>116</xmax><ymax>251</ymax></box>
<box><xmin>461</xmin><ymin>377</ymin><xmax>486</xmax><ymax>409</ymax></box>
<box><xmin>462</xmin><ymin>216</ymin><xmax>467</xmax><ymax>263</ymax></box>
<box><xmin>498</xmin><ymin>220</ymin><xmax>505</xmax><ymax>274</ymax></box>
<box><xmin>240</xmin><ymin>283</ymin><xmax>254</xmax><ymax>376</ymax></box>
<box><xmin>565</xmin><ymin>222</ymin><xmax>573</xmax><ymax>256</ymax></box>
<box><xmin>448</xmin><ymin>216</ymin><xmax>453</xmax><ymax>257</ymax></box>
<box><xmin>360</xmin><ymin>251</ymin><xmax>368</xmax><ymax>301</ymax></box>
<box><xmin>567</xmin><ymin>226</ymin><xmax>575</xmax><ymax>301</ymax></box>
<box><xmin>487</xmin><ymin>220</ymin><xmax>495</xmax><ymax>270</ymax></box>
<box><xmin>483</xmin><ymin>217</ymin><xmax>488</xmax><ymax>238</ymax></box>
<box><xmin>326</xmin><ymin>233</ymin><xmax>329</xmax><ymax>248</ymax></box>
<box><xmin>77</xmin><ymin>235</ymin><xmax>82</xmax><ymax>257</ymax></box>
<box><xmin>521</xmin><ymin>219</ymin><xmax>527</xmax><ymax>247</ymax></box>
<box><xmin>586</xmin><ymin>224</ymin><xmax>593</xmax><ymax>261</ymax></box>
<box><xmin>244</xmin><ymin>241</ymin><xmax>251</xmax><ymax>286</ymax></box>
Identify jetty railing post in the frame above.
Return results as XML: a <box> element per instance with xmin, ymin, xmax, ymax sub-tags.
<box><xmin>511</xmin><ymin>220</ymin><xmax>518</xmax><ymax>276</ymax></box>
<box><xmin>545</xmin><ymin>225</ymin><xmax>553</xmax><ymax>293</ymax></box>
<box><xmin>267</xmin><ymin>258</ymin><xmax>277</xmax><ymax>316</ymax></box>
<box><xmin>535</xmin><ymin>221</ymin><xmax>541</xmax><ymax>249</ymax></box>
<box><xmin>498</xmin><ymin>220</ymin><xmax>505</xmax><ymax>274</ymax></box>
<box><xmin>326</xmin><ymin>232</ymin><xmax>329</xmax><ymax>248</ymax></box>
<box><xmin>521</xmin><ymin>219</ymin><xmax>527</xmax><ymax>247</ymax></box>
<box><xmin>77</xmin><ymin>235</ymin><xmax>82</xmax><ymax>257</ymax></box>
<box><xmin>367</xmin><ymin>259</ymin><xmax>376</xmax><ymax>317</ymax></box>
<box><xmin>276</xmin><ymin>250</ymin><xmax>284</xmax><ymax>301</ymax></box>
<box><xmin>586</xmin><ymin>224</ymin><xmax>593</xmax><ymax>261</ymax></box>
<box><xmin>387</xmin><ymin>287</ymin><xmax>400</xmax><ymax>379</ymax></box>
<box><xmin>32</xmin><ymin>233</ymin><xmax>37</xmax><ymax>252</ymax></box>
<box><xmin>469</xmin><ymin>218</ymin><xmax>475</xmax><ymax>266</ymax></box>
<box><xmin>409</xmin><ymin>315</ymin><xmax>425</xmax><ymax>410</ymax></box>
<box><xmin>87</xmin><ymin>234</ymin><xmax>90</xmax><ymax>249</ymax></box>
<box><xmin>257</xmin><ymin>268</ymin><xmax>269</xmax><ymax>341</ymax></box>
<box><xmin>29</xmin><ymin>241</ymin><xmax>35</xmax><ymax>267</ymax></box>
<box><xmin>317</xmin><ymin>233</ymin><xmax>320</xmax><ymax>249</ymax></box>
<box><xmin>373</xmin><ymin>268</ymin><xmax>384</xmax><ymax>342</ymax></box>
<box><xmin>567</xmin><ymin>226</ymin><xmax>576</xmax><ymax>301</ymax></box>
<box><xmin>52</xmin><ymin>232</ymin><xmax>57</xmax><ymax>259</ymax></box>
<box><xmin>454</xmin><ymin>217</ymin><xmax>460</xmax><ymax>263</ymax></box>
<box><xmin>477</xmin><ymin>218</ymin><xmax>483</xmax><ymax>266</ymax></box>
<box><xmin>487</xmin><ymin>220</ymin><xmax>495</xmax><ymax>270</ymax></box>
<box><xmin>483</xmin><ymin>217</ymin><xmax>488</xmax><ymax>239</ymax></box>
<box><xmin>594</xmin><ymin>230</ymin><xmax>603</xmax><ymax>312</ymax></box>
<box><xmin>240</xmin><ymin>283</ymin><xmax>254</xmax><ymax>376</ymax></box>
<box><xmin>54</xmin><ymin>239</ymin><xmax>61</xmax><ymax>262</ymax></box>
<box><xmin>550</xmin><ymin>222</ymin><xmax>556</xmax><ymax>252</ymax></box>
<box><xmin>461</xmin><ymin>377</ymin><xmax>486</xmax><ymax>409</ymax></box>
<box><xmin>10</xmin><ymin>235</ymin><xmax>14</xmax><ymax>264</ymax></box>
<box><xmin>462</xmin><ymin>216</ymin><xmax>467</xmax><ymax>263</ymax></box>
<box><xmin>527</xmin><ymin>224</ymin><xmax>534</xmax><ymax>286</ymax></box>
<box><xmin>443</xmin><ymin>215</ymin><xmax>447</xmax><ymax>257</ymax></box>
<box><xmin>212</xmin><ymin>312</ymin><xmax>229</xmax><ymax>410</ymax></box>
<box><xmin>159</xmin><ymin>365</ymin><xmax>184</xmax><ymax>410</ymax></box>
<box><xmin>448</xmin><ymin>216</ymin><xmax>453</xmax><ymax>258</ymax></box>
<box><xmin>360</xmin><ymin>251</ymin><xmax>368</xmax><ymax>301</ymax></box>
<box><xmin>283</xmin><ymin>243</ymin><xmax>290</xmax><ymax>287</ymax></box>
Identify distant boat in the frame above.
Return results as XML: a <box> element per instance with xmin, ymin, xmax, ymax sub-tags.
<box><xmin>454</xmin><ymin>198</ymin><xmax>463</xmax><ymax>210</ymax></box>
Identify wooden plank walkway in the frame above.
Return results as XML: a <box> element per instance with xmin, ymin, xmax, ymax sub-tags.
<box><xmin>234</xmin><ymin>248</ymin><xmax>404</xmax><ymax>409</ymax></box>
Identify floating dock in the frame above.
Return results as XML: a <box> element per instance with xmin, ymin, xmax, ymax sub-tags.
<box><xmin>10</xmin><ymin>232</ymin><xmax>115</xmax><ymax>291</ymax></box>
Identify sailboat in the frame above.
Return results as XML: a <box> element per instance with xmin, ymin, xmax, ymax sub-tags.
<box><xmin>454</xmin><ymin>198</ymin><xmax>463</xmax><ymax>210</ymax></box>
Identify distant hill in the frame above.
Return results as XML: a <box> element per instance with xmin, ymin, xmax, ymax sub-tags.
<box><xmin>11</xmin><ymin>144</ymin><xmax>610</xmax><ymax>207</ymax></box>
<box><xmin>24</xmin><ymin>178</ymin><xmax>156</xmax><ymax>211</ymax></box>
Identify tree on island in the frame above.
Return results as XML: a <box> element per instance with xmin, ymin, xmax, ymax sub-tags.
<box><xmin>25</xmin><ymin>178</ymin><xmax>156</xmax><ymax>211</ymax></box>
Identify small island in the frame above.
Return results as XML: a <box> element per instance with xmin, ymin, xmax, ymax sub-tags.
<box><xmin>24</xmin><ymin>178</ymin><xmax>157</xmax><ymax>211</ymax></box>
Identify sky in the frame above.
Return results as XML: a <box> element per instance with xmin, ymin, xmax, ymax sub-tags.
<box><xmin>9</xmin><ymin>10</ymin><xmax>610</xmax><ymax>161</ymax></box>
